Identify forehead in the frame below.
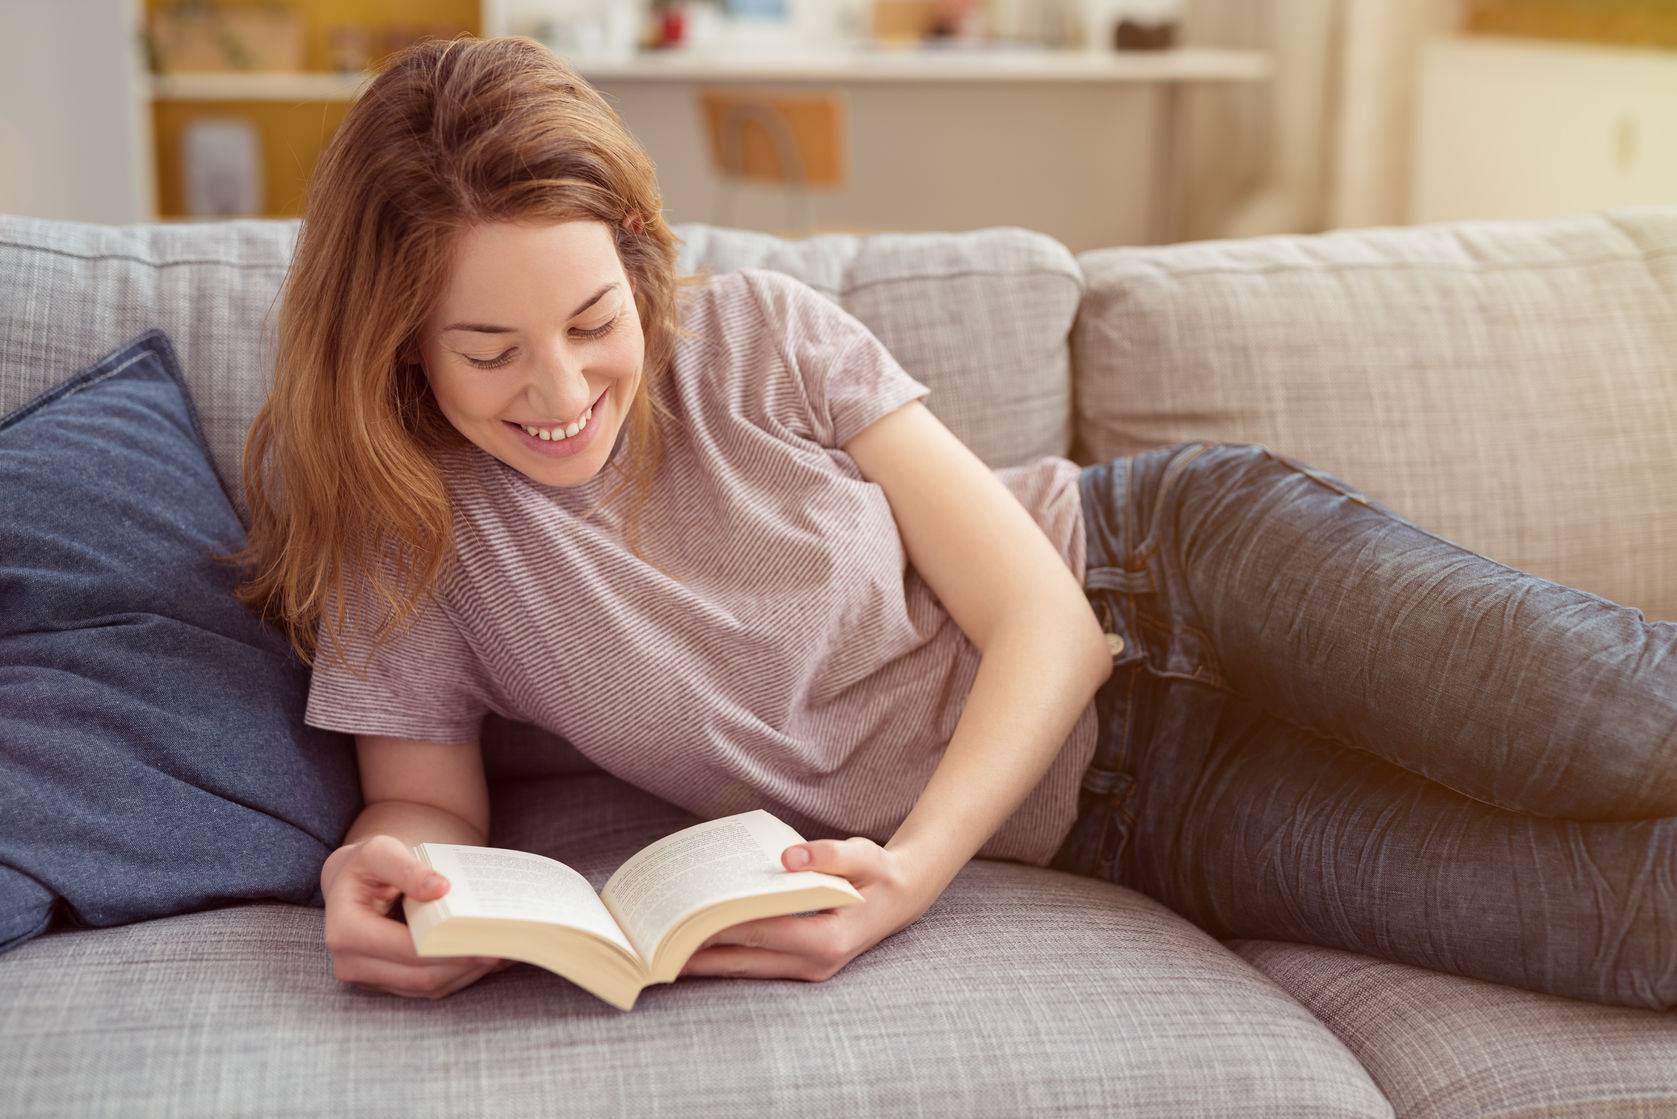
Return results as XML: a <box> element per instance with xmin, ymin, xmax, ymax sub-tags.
<box><xmin>435</xmin><ymin>220</ymin><xmax>619</xmax><ymax>312</ymax></box>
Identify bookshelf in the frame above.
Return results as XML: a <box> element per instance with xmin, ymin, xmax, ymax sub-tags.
<box><xmin>128</xmin><ymin>1</ymin><xmax>1270</xmax><ymax>246</ymax></box>
<box><xmin>143</xmin><ymin>0</ymin><xmax>480</xmax><ymax>218</ymax></box>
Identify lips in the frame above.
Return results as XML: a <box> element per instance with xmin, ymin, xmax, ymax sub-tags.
<box><xmin>505</xmin><ymin>386</ymin><xmax>609</xmax><ymax>431</ymax></box>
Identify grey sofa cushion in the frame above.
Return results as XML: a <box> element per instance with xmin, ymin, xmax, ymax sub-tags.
<box><xmin>673</xmin><ymin>224</ymin><xmax>1083</xmax><ymax>469</ymax></box>
<box><xmin>1072</xmin><ymin>207</ymin><xmax>1677</xmax><ymax>621</ymax></box>
<box><xmin>0</xmin><ymin>770</ymin><xmax>1393</xmax><ymax>1119</ymax></box>
<box><xmin>1229</xmin><ymin>940</ymin><xmax>1677</xmax><ymax>1118</ymax></box>
<box><xmin>0</xmin><ymin>217</ymin><xmax>1080</xmax><ymax>535</ymax></box>
<box><xmin>0</xmin><ymin>216</ymin><xmax>296</xmax><ymax>529</ymax></box>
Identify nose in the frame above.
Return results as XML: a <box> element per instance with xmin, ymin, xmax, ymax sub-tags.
<box><xmin>525</xmin><ymin>343</ymin><xmax>595</xmax><ymax>422</ymax></box>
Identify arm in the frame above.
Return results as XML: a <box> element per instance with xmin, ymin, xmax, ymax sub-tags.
<box><xmin>679</xmin><ymin>495</ymin><xmax>1110</xmax><ymax>981</ymax></box>
<box><xmin>847</xmin><ymin>401</ymin><xmax>1113</xmax><ymax>892</ymax></box>
<box><xmin>320</xmin><ymin>733</ymin><xmax>492</xmax><ymax>896</ymax></box>
<box><xmin>884</xmin><ymin>604</ymin><xmax>1110</xmax><ymax>893</ymax></box>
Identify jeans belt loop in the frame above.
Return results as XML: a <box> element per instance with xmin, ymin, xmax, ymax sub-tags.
<box><xmin>1081</xmin><ymin>766</ymin><xmax>1122</xmax><ymax>795</ymax></box>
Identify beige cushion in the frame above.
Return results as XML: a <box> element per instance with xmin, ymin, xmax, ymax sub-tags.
<box><xmin>1229</xmin><ymin>939</ymin><xmax>1677</xmax><ymax>1118</ymax></box>
<box><xmin>1073</xmin><ymin>207</ymin><xmax>1677</xmax><ymax>621</ymax></box>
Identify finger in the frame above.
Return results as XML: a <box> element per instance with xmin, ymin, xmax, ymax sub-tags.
<box><xmin>355</xmin><ymin>835</ymin><xmax>449</xmax><ymax>903</ymax></box>
<box><xmin>379</xmin><ymin>960</ymin><xmax>499</xmax><ymax>1001</ymax></box>
<box><xmin>782</xmin><ymin>837</ymin><xmax>880</xmax><ymax>882</ymax></box>
<box><xmin>341</xmin><ymin>907</ymin><xmax>474</xmax><ymax>969</ymax></box>
<box><xmin>339</xmin><ymin>954</ymin><xmax>500</xmax><ymax>997</ymax></box>
<box><xmin>379</xmin><ymin>962</ymin><xmax>496</xmax><ymax>1000</ymax></box>
<box><xmin>431</xmin><ymin>961</ymin><xmax>505</xmax><ymax>998</ymax></box>
<box><xmin>697</xmin><ymin>910</ymin><xmax>843</xmax><ymax>955</ymax></box>
<box><xmin>679</xmin><ymin>945</ymin><xmax>815</xmax><ymax>980</ymax></box>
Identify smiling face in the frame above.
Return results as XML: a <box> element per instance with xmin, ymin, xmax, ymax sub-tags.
<box><xmin>419</xmin><ymin>219</ymin><xmax>645</xmax><ymax>487</ymax></box>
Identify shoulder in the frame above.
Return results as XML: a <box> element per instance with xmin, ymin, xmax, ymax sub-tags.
<box><xmin>733</xmin><ymin>267</ymin><xmax>835</xmax><ymax>319</ymax></box>
<box><xmin>673</xmin><ymin>268</ymin><xmax>818</xmax><ymax>372</ymax></box>
<box><xmin>687</xmin><ymin>267</ymin><xmax>834</xmax><ymax>330</ymax></box>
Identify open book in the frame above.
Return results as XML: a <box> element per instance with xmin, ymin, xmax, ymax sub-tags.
<box><xmin>402</xmin><ymin>809</ymin><xmax>865</xmax><ymax>1010</ymax></box>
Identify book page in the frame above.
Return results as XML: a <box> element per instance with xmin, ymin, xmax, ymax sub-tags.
<box><xmin>600</xmin><ymin>809</ymin><xmax>823</xmax><ymax>961</ymax></box>
<box><xmin>418</xmin><ymin>844</ymin><xmax>637</xmax><ymax>960</ymax></box>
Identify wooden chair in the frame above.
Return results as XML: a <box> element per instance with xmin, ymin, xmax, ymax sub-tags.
<box><xmin>698</xmin><ymin>89</ymin><xmax>849</xmax><ymax>237</ymax></box>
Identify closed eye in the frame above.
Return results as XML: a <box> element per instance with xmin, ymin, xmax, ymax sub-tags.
<box><xmin>464</xmin><ymin>314</ymin><xmax>622</xmax><ymax>369</ymax></box>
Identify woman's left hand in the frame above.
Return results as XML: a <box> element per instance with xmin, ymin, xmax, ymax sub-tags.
<box><xmin>677</xmin><ymin>836</ymin><xmax>946</xmax><ymax>983</ymax></box>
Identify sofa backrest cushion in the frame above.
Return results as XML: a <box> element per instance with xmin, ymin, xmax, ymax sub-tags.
<box><xmin>672</xmin><ymin>224</ymin><xmax>1082</xmax><ymax>469</ymax></box>
<box><xmin>0</xmin><ymin>215</ymin><xmax>1080</xmax><ymax>785</ymax></box>
<box><xmin>1073</xmin><ymin>207</ymin><xmax>1677</xmax><ymax>621</ymax></box>
<box><xmin>0</xmin><ymin>216</ymin><xmax>296</xmax><ymax>530</ymax></box>
<box><xmin>0</xmin><ymin>216</ymin><xmax>1079</xmax><ymax>536</ymax></box>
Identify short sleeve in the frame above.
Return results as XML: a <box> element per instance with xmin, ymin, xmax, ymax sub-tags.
<box><xmin>303</xmin><ymin>539</ymin><xmax>490</xmax><ymax>745</ymax></box>
<box><xmin>743</xmin><ymin>268</ymin><xmax>932</xmax><ymax>449</ymax></box>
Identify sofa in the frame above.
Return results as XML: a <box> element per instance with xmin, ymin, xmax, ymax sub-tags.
<box><xmin>2</xmin><ymin>206</ymin><xmax>1674</xmax><ymax>1118</ymax></box>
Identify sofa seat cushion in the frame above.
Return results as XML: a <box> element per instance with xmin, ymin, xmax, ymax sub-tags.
<box><xmin>1228</xmin><ymin>940</ymin><xmax>1677</xmax><ymax>1118</ymax></box>
<box><xmin>1073</xmin><ymin>207</ymin><xmax>1677</xmax><ymax>621</ymax></box>
<box><xmin>0</xmin><ymin>773</ymin><xmax>1393</xmax><ymax>1119</ymax></box>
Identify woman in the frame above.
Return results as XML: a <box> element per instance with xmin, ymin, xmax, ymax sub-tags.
<box><xmin>231</xmin><ymin>35</ymin><xmax>1675</xmax><ymax>1009</ymax></box>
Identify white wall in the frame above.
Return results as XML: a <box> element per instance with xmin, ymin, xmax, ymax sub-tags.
<box><xmin>0</xmin><ymin>0</ymin><xmax>154</xmax><ymax>222</ymax></box>
<box><xmin>592</xmin><ymin>78</ymin><xmax>1157</xmax><ymax>252</ymax></box>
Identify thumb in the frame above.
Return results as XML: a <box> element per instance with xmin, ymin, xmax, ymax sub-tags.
<box><xmin>781</xmin><ymin>842</ymin><xmax>821</xmax><ymax>870</ymax></box>
<box><xmin>408</xmin><ymin>866</ymin><xmax>450</xmax><ymax>900</ymax></box>
<box><xmin>361</xmin><ymin>836</ymin><xmax>450</xmax><ymax>900</ymax></box>
<box><xmin>783</xmin><ymin>837</ymin><xmax>882</xmax><ymax>882</ymax></box>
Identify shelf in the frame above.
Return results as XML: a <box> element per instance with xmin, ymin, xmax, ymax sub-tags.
<box><xmin>562</xmin><ymin>45</ymin><xmax>1273</xmax><ymax>83</ymax></box>
<box><xmin>147</xmin><ymin>46</ymin><xmax>1271</xmax><ymax>101</ymax></box>
<box><xmin>150</xmin><ymin>71</ymin><xmax>372</xmax><ymax>101</ymax></box>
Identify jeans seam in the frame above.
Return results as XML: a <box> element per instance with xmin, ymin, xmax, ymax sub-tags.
<box><xmin>1257</xmin><ymin>447</ymin><xmax>1660</xmax><ymax>620</ymax></box>
<box><xmin>1257</xmin><ymin>445</ymin><xmax>1371</xmax><ymax>504</ymax></box>
<box><xmin>1092</xmin><ymin>665</ymin><xmax>1142</xmax><ymax>880</ymax></box>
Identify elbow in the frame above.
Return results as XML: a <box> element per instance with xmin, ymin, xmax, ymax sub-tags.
<box><xmin>1076</xmin><ymin>604</ymin><xmax>1117</xmax><ymax>689</ymax></box>
<box><xmin>1094</xmin><ymin>643</ymin><xmax>1117</xmax><ymax>685</ymax></box>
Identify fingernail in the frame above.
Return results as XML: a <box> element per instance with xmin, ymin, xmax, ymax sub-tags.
<box><xmin>787</xmin><ymin>847</ymin><xmax>810</xmax><ymax>868</ymax></box>
<box><xmin>424</xmin><ymin>874</ymin><xmax>445</xmax><ymax>891</ymax></box>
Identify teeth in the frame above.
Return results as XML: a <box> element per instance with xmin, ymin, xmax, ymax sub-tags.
<box><xmin>519</xmin><ymin>406</ymin><xmax>591</xmax><ymax>441</ymax></box>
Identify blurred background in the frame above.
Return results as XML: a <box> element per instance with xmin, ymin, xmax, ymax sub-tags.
<box><xmin>2</xmin><ymin>0</ymin><xmax>1674</xmax><ymax>251</ymax></box>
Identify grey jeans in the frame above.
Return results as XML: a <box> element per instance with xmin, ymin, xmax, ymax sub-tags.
<box><xmin>1049</xmin><ymin>441</ymin><xmax>1676</xmax><ymax>1010</ymax></box>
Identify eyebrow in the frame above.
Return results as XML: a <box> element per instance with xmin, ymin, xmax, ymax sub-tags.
<box><xmin>441</xmin><ymin>282</ymin><xmax>618</xmax><ymax>334</ymax></box>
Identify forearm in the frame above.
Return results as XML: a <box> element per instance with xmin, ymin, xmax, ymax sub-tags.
<box><xmin>886</xmin><ymin>601</ymin><xmax>1112</xmax><ymax>893</ymax></box>
<box><xmin>321</xmin><ymin>799</ymin><xmax>489</xmax><ymax>895</ymax></box>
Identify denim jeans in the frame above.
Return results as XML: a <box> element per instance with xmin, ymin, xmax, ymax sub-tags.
<box><xmin>1049</xmin><ymin>441</ymin><xmax>1677</xmax><ymax>1011</ymax></box>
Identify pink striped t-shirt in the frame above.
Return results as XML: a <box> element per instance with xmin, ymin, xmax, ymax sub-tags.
<box><xmin>303</xmin><ymin>267</ymin><xmax>1098</xmax><ymax>866</ymax></box>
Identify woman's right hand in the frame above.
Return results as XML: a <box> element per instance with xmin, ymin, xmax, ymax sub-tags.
<box><xmin>321</xmin><ymin>834</ymin><xmax>515</xmax><ymax>999</ymax></box>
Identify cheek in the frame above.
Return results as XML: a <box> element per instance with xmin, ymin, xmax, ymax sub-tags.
<box><xmin>424</xmin><ymin>362</ymin><xmax>498</xmax><ymax>421</ymax></box>
<box><xmin>614</xmin><ymin>321</ymin><xmax>647</xmax><ymax>369</ymax></box>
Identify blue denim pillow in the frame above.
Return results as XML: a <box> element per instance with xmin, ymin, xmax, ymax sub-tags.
<box><xmin>0</xmin><ymin>329</ymin><xmax>360</xmax><ymax>952</ymax></box>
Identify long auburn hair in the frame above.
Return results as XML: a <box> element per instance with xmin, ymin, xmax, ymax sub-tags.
<box><xmin>220</xmin><ymin>35</ymin><xmax>706</xmax><ymax>671</ymax></box>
